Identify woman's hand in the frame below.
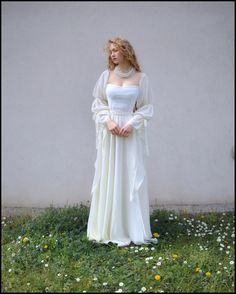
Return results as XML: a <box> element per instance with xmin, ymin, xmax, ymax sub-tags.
<box><xmin>106</xmin><ymin>118</ymin><xmax>121</xmax><ymax>136</ymax></box>
<box><xmin>119</xmin><ymin>123</ymin><xmax>133</xmax><ymax>137</ymax></box>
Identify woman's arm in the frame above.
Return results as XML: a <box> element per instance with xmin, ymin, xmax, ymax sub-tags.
<box><xmin>127</xmin><ymin>74</ymin><xmax>154</xmax><ymax>129</ymax></box>
<box><xmin>91</xmin><ymin>71</ymin><xmax>121</xmax><ymax>136</ymax></box>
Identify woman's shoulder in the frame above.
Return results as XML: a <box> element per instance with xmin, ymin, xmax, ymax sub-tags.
<box><xmin>140</xmin><ymin>71</ymin><xmax>148</xmax><ymax>78</ymax></box>
<box><xmin>97</xmin><ymin>69</ymin><xmax>110</xmax><ymax>80</ymax></box>
<box><xmin>101</xmin><ymin>69</ymin><xmax>110</xmax><ymax>75</ymax></box>
<box><xmin>139</xmin><ymin>72</ymin><xmax>150</xmax><ymax>84</ymax></box>
<box><xmin>95</xmin><ymin>69</ymin><xmax>109</xmax><ymax>83</ymax></box>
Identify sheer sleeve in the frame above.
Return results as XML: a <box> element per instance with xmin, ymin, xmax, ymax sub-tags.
<box><xmin>91</xmin><ymin>70</ymin><xmax>110</xmax><ymax>124</ymax></box>
<box><xmin>126</xmin><ymin>73</ymin><xmax>154</xmax><ymax>156</ymax></box>
<box><xmin>127</xmin><ymin>73</ymin><xmax>154</xmax><ymax>129</ymax></box>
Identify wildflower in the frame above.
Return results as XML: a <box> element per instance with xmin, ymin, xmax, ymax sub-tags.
<box><xmin>119</xmin><ymin>282</ymin><xmax>124</xmax><ymax>287</ymax></box>
<box><xmin>22</xmin><ymin>237</ymin><xmax>29</xmax><ymax>244</ymax></box>
<box><xmin>75</xmin><ymin>277</ymin><xmax>80</xmax><ymax>282</ymax></box>
<box><xmin>115</xmin><ymin>289</ymin><xmax>123</xmax><ymax>293</ymax></box>
<box><xmin>57</xmin><ymin>273</ymin><xmax>61</xmax><ymax>277</ymax></box>
<box><xmin>195</xmin><ymin>267</ymin><xmax>201</xmax><ymax>272</ymax></box>
<box><xmin>155</xmin><ymin>274</ymin><xmax>161</xmax><ymax>281</ymax></box>
<box><xmin>157</xmin><ymin>262</ymin><xmax>161</xmax><ymax>266</ymax></box>
<box><xmin>44</xmin><ymin>245</ymin><xmax>48</xmax><ymax>250</ymax></box>
<box><xmin>141</xmin><ymin>287</ymin><xmax>146</xmax><ymax>292</ymax></box>
<box><xmin>172</xmin><ymin>254</ymin><xmax>178</xmax><ymax>259</ymax></box>
<box><xmin>27</xmin><ymin>282</ymin><xmax>30</xmax><ymax>286</ymax></box>
<box><xmin>205</xmin><ymin>272</ymin><xmax>212</xmax><ymax>277</ymax></box>
<box><xmin>103</xmin><ymin>282</ymin><xmax>108</xmax><ymax>286</ymax></box>
<box><xmin>230</xmin><ymin>261</ymin><xmax>234</xmax><ymax>265</ymax></box>
<box><xmin>8</xmin><ymin>269</ymin><xmax>12</xmax><ymax>273</ymax></box>
<box><xmin>44</xmin><ymin>263</ymin><xmax>49</xmax><ymax>267</ymax></box>
<box><xmin>153</xmin><ymin>232</ymin><xmax>160</xmax><ymax>238</ymax></box>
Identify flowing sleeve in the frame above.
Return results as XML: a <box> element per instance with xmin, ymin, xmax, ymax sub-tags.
<box><xmin>126</xmin><ymin>73</ymin><xmax>154</xmax><ymax>156</ymax></box>
<box><xmin>91</xmin><ymin>70</ymin><xmax>110</xmax><ymax>149</ymax></box>
<box><xmin>91</xmin><ymin>70</ymin><xmax>110</xmax><ymax>124</ymax></box>
<box><xmin>127</xmin><ymin>73</ymin><xmax>154</xmax><ymax>129</ymax></box>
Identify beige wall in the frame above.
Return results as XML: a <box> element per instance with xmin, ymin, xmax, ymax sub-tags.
<box><xmin>2</xmin><ymin>2</ymin><xmax>234</xmax><ymax>209</ymax></box>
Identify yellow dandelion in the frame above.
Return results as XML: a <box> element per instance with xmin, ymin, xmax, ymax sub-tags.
<box><xmin>205</xmin><ymin>271</ymin><xmax>212</xmax><ymax>277</ymax></box>
<box><xmin>155</xmin><ymin>274</ymin><xmax>161</xmax><ymax>281</ymax></box>
<box><xmin>44</xmin><ymin>245</ymin><xmax>48</xmax><ymax>249</ymax></box>
<box><xmin>172</xmin><ymin>254</ymin><xmax>178</xmax><ymax>259</ymax></box>
<box><xmin>195</xmin><ymin>267</ymin><xmax>201</xmax><ymax>272</ymax></box>
<box><xmin>153</xmin><ymin>232</ymin><xmax>160</xmax><ymax>238</ymax></box>
<box><xmin>22</xmin><ymin>237</ymin><xmax>29</xmax><ymax>244</ymax></box>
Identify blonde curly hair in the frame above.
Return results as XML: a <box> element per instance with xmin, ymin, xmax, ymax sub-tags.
<box><xmin>104</xmin><ymin>37</ymin><xmax>141</xmax><ymax>72</ymax></box>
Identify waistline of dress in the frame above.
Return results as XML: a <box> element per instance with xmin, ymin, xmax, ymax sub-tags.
<box><xmin>109</xmin><ymin>110</ymin><xmax>133</xmax><ymax>116</ymax></box>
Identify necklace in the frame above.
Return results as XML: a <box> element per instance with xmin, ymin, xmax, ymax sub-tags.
<box><xmin>114</xmin><ymin>65</ymin><xmax>136</xmax><ymax>78</ymax></box>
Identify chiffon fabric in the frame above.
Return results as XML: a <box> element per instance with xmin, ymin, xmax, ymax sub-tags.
<box><xmin>87</xmin><ymin>69</ymin><xmax>157</xmax><ymax>247</ymax></box>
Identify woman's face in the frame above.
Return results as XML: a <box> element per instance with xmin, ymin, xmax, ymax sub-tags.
<box><xmin>109</xmin><ymin>43</ymin><xmax>124</xmax><ymax>65</ymax></box>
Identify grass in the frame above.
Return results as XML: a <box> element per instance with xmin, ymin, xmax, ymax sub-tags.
<box><xmin>1</xmin><ymin>204</ymin><xmax>235</xmax><ymax>293</ymax></box>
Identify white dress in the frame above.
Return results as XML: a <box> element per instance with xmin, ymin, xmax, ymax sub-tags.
<box><xmin>87</xmin><ymin>69</ymin><xmax>157</xmax><ymax>247</ymax></box>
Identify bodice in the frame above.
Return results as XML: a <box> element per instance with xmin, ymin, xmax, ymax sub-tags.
<box><xmin>105</xmin><ymin>84</ymin><xmax>139</xmax><ymax>113</ymax></box>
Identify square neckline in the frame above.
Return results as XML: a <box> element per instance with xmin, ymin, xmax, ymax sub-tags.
<box><xmin>106</xmin><ymin>83</ymin><xmax>139</xmax><ymax>88</ymax></box>
<box><xmin>106</xmin><ymin>70</ymin><xmax>144</xmax><ymax>88</ymax></box>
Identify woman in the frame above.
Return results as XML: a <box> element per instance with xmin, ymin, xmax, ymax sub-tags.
<box><xmin>87</xmin><ymin>37</ymin><xmax>157</xmax><ymax>247</ymax></box>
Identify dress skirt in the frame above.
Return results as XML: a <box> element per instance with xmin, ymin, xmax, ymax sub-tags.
<box><xmin>87</xmin><ymin>110</ymin><xmax>156</xmax><ymax>247</ymax></box>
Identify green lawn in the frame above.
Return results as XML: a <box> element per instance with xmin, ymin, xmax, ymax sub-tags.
<box><xmin>1</xmin><ymin>204</ymin><xmax>235</xmax><ymax>293</ymax></box>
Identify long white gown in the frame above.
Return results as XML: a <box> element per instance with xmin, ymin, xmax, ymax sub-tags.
<box><xmin>87</xmin><ymin>69</ymin><xmax>157</xmax><ymax>247</ymax></box>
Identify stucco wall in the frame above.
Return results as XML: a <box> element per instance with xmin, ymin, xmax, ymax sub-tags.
<box><xmin>2</xmin><ymin>2</ymin><xmax>234</xmax><ymax>209</ymax></box>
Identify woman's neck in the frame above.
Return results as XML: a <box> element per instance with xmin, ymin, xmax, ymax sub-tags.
<box><xmin>117</xmin><ymin>62</ymin><xmax>131</xmax><ymax>71</ymax></box>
